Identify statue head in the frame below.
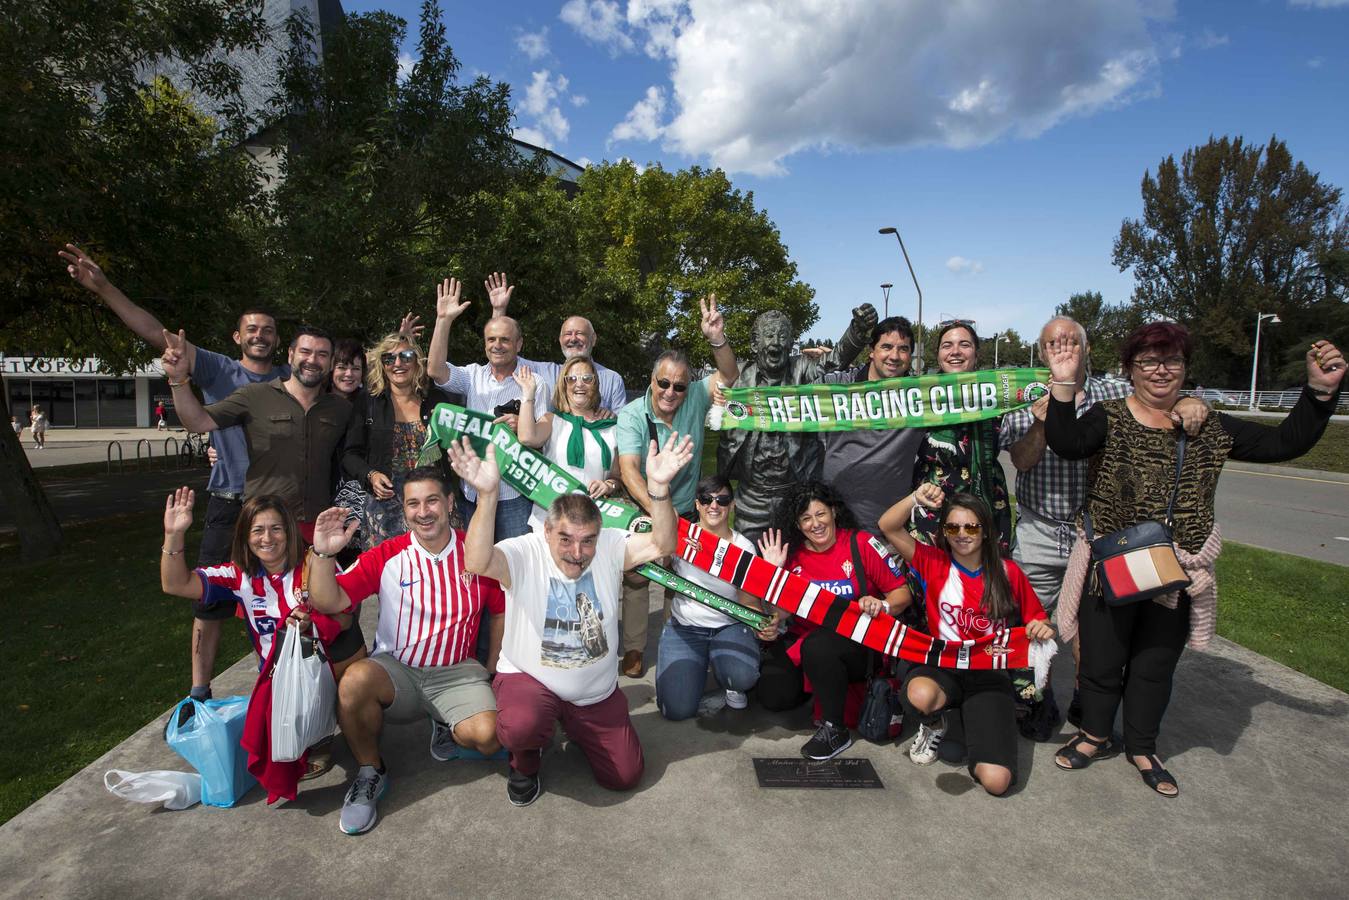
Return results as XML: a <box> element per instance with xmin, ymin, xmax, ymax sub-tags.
<box><xmin>751</xmin><ymin>310</ymin><xmax>795</xmax><ymax>376</ymax></box>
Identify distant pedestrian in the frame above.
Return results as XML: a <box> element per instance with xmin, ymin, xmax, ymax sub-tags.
<box><xmin>155</xmin><ymin>401</ymin><xmax>168</xmax><ymax>431</ymax></box>
<box><xmin>30</xmin><ymin>404</ymin><xmax>47</xmax><ymax>449</ymax></box>
<box><xmin>10</xmin><ymin>416</ymin><xmax>22</xmax><ymax>441</ymax></box>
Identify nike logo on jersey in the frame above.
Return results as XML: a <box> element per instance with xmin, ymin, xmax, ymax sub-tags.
<box><xmin>399</xmin><ymin>578</ymin><xmax>420</xmax><ymax>588</ymax></box>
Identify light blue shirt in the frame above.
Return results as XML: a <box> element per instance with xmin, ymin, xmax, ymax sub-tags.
<box><xmin>434</xmin><ymin>361</ymin><xmax>552</xmax><ymax>502</ymax></box>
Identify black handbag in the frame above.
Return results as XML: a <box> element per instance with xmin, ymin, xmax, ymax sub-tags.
<box><xmin>1083</xmin><ymin>431</ymin><xmax>1191</xmax><ymax>606</ymax></box>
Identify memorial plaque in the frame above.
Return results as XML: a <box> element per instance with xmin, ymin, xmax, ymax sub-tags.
<box><xmin>752</xmin><ymin>757</ymin><xmax>884</xmax><ymax>789</ymax></box>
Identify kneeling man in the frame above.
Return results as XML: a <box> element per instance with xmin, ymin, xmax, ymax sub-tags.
<box><xmin>309</xmin><ymin>467</ymin><xmax>505</xmax><ymax>835</ymax></box>
<box><xmin>448</xmin><ymin>433</ymin><xmax>692</xmax><ymax>806</ymax></box>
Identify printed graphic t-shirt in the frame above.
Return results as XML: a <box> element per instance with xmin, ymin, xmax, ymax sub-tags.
<box><xmin>497</xmin><ymin>528</ymin><xmax>628</xmax><ymax>705</ymax></box>
<box><xmin>907</xmin><ymin>541</ymin><xmax>1047</xmax><ymax>642</ymax></box>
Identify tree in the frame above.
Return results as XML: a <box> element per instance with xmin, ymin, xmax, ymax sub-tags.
<box><xmin>263</xmin><ymin>0</ymin><xmax>539</xmax><ymax>344</ymax></box>
<box><xmin>1113</xmin><ymin>135</ymin><xmax>1348</xmax><ymax>386</ymax></box>
<box><xmin>0</xmin><ymin>0</ymin><xmax>273</xmax><ymax>561</ymax></box>
<box><xmin>975</xmin><ymin>328</ymin><xmax>1026</xmax><ymax>370</ymax></box>
<box><xmin>1054</xmin><ymin>291</ymin><xmax>1145</xmax><ymax>375</ymax></box>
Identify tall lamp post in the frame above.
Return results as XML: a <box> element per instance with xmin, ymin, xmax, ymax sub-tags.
<box><xmin>992</xmin><ymin>332</ymin><xmax>1009</xmax><ymax>367</ymax></box>
<box><xmin>878</xmin><ymin>226</ymin><xmax>923</xmax><ymax>371</ymax></box>
<box><xmin>880</xmin><ymin>283</ymin><xmax>893</xmax><ymax>318</ymax></box>
<box><xmin>1248</xmin><ymin>312</ymin><xmax>1281</xmax><ymax>409</ymax></box>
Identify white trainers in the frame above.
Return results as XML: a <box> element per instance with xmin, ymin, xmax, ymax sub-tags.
<box><xmin>724</xmin><ymin>689</ymin><xmax>748</xmax><ymax>710</ymax></box>
<box><xmin>339</xmin><ymin>766</ymin><xmax>388</xmax><ymax>835</ymax></box>
<box><xmin>909</xmin><ymin>715</ymin><xmax>947</xmax><ymax>765</ymax></box>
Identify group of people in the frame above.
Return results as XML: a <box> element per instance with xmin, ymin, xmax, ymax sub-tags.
<box><xmin>59</xmin><ymin>243</ymin><xmax>1344</xmax><ymax>833</ymax></box>
<box><xmin>12</xmin><ymin>404</ymin><xmax>48</xmax><ymax>449</ymax></box>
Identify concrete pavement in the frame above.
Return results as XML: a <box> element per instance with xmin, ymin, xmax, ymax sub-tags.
<box><xmin>1</xmin><ymin>591</ymin><xmax>1346</xmax><ymax>900</ymax></box>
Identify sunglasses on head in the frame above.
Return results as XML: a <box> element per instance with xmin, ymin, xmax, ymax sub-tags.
<box><xmin>656</xmin><ymin>378</ymin><xmax>688</xmax><ymax>393</ymax></box>
<box><xmin>565</xmin><ymin>373</ymin><xmax>596</xmax><ymax>384</ymax></box>
<box><xmin>942</xmin><ymin>522</ymin><xmax>983</xmax><ymax>537</ymax></box>
<box><xmin>381</xmin><ymin>349</ymin><xmax>418</xmax><ymax>366</ymax></box>
<box><xmin>697</xmin><ymin>492</ymin><xmax>733</xmax><ymax>507</ymax></box>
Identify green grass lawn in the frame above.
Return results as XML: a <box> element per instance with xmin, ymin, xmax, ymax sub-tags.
<box><xmin>1230</xmin><ymin>418</ymin><xmax>1349</xmax><ymax>474</ymax></box>
<box><xmin>0</xmin><ymin>514</ymin><xmax>252</xmax><ymax>825</ymax></box>
<box><xmin>1213</xmin><ymin>542</ymin><xmax>1349</xmax><ymax>693</ymax></box>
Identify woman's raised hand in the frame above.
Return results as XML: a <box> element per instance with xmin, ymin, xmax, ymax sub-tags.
<box><xmin>914</xmin><ymin>482</ymin><xmax>945</xmax><ymax>510</ymax></box>
<box><xmin>163</xmin><ymin>487</ymin><xmax>195</xmax><ymax>535</ymax></box>
<box><xmin>1308</xmin><ymin>340</ymin><xmax>1346</xmax><ymax>394</ymax></box>
<box><xmin>513</xmin><ymin>365</ymin><xmax>535</xmax><ymax>394</ymax></box>
<box><xmin>757</xmin><ymin>528</ymin><xmax>788</xmax><ymax>568</ymax></box>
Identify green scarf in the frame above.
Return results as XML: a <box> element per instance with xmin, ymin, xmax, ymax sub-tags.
<box><xmin>556</xmin><ymin>412</ymin><xmax>616</xmax><ymax>471</ymax></box>
<box><xmin>714</xmin><ymin>367</ymin><xmax>1050</xmax><ymax>432</ymax></box>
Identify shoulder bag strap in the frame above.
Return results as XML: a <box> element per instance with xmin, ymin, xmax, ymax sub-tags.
<box><xmin>849</xmin><ymin>532</ymin><xmax>869</xmax><ymax>599</ymax></box>
<box><xmin>1163</xmin><ymin>430</ymin><xmax>1187</xmax><ymax>530</ymax></box>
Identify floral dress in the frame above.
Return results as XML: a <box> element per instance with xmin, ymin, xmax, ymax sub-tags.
<box><xmin>363</xmin><ymin>421</ymin><xmax>427</xmax><ymax>546</ymax></box>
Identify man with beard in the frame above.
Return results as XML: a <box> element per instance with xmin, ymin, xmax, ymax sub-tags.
<box><xmin>163</xmin><ymin>325</ymin><xmax>353</xmax><ymax>543</ymax></box>
<box><xmin>59</xmin><ymin>244</ymin><xmax>289</xmax><ymax>702</ymax></box>
<box><xmin>484</xmin><ymin>272</ymin><xmax>628</xmax><ymax>412</ymax></box>
<box><xmin>716</xmin><ymin>306</ymin><xmax>874</xmax><ymax>542</ymax></box>
<box><xmin>306</xmin><ymin>467</ymin><xmax>506</xmax><ymax>835</ymax></box>
<box><xmin>448</xmin><ymin>432</ymin><xmax>693</xmax><ymax>806</ymax></box>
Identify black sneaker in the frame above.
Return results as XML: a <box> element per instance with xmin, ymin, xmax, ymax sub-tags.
<box><xmin>801</xmin><ymin>721</ymin><xmax>852</xmax><ymax>761</ymax></box>
<box><xmin>507</xmin><ymin>769</ymin><xmax>541</xmax><ymax>807</ymax></box>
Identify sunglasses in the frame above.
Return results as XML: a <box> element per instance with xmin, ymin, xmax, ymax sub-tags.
<box><xmin>381</xmin><ymin>349</ymin><xmax>419</xmax><ymax>366</ymax></box>
<box><xmin>565</xmin><ymin>373</ymin><xmax>596</xmax><ymax>384</ymax></box>
<box><xmin>697</xmin><ymin>493</ymin><xmax>733</xmax><ymax>507</ymax></box>
<box><xmin>655</xmin><ymin>378</ymin><xmax>689</xmax><ymax>393</ymax></box>
<box><xmin>942</xmin><ymin>522</ymin><xmax>983</xmax><ymax>537</ymax></box>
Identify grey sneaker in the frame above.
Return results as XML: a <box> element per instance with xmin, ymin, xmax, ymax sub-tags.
<box><xmin>429</xmin><ymin>717</ymin><xmax>459</xmax><ymax>761</ymax></box>
<box><xmin>724</xmin><ymin>689</ymin><xmax>748</xmax><ymax>710</ymax></box>
<box><xmin>909</xmin><ymin>715</ymin><xmax>947</xmax><ymax>765</ymax></box>
<box><xmin>339</xmin><ymin>766</ymin><xmax>388</xmax><ymax>835</ymax></box>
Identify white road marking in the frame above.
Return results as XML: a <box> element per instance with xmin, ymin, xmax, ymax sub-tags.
<box><xmin>1226</xmin><ymin>469</ymin><xmax>1349</xmax><ymax>487</ymax></box>
<box><xmin>1335</xmin><ymin>537</ymin><xmax>1349</xmax><ymax>543</ymax></box>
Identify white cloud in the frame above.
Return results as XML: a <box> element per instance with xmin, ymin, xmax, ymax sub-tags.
<box><xmin>1307</xmin><ymin>56</ymin><xmax>1325</xmax><ymax>68</ymax></box>
<box><xmin>1194</xmin><ymin>27</ymin><xmax>1229</xmax><ymax>49</ymax></box>
<box><xmin>946</xmin><ymin>256</ymin><xmax>985</xmax><ymax>275</ymax></box>
<box><xmin>397</xmin><ymin>52</ymin><xmax>415</xmax><ymax>83</ymax></box>
<box><xmin>582</xmin><ymin>0</ymin><xmax>1175</xmax><ymax>176</ymax></box>
<box><xmin>1289</xmin><ymin>0</ymin><xmax>1349</xmax><ymax>8</ymax></box>
<box><xmin>575</xmin><ymin>156</ymin><xmax>594</xmax><ymax>168</ymax></box>
<box><xmin>571</xmin><ymin>94</ymin><xmax>589</xmax><ymax>107</ymax></box>
<box><xmin>516</xmin><ymin>28</ymin><xmax>550</xmax><ymax>61</ymax></box>
<box><xmin>560</xmin><ymin>0</ymin><xmax>635</xmax><ymax>53</ymax></box>
<box><xmin>608</xmin><ymin>85</ymin><xmax>666</xmax><ymax>145</ymax></box>
<box><xmin>516</xmin><ymin>69</ymin><xmax>572</xmax><ymax>147</ymax></box>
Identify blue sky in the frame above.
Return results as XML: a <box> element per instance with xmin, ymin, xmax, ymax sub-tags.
<box><xmin>345</xmin><ymin>0</ymin><xmax>1349</xmax><ymax>354</ymax></box>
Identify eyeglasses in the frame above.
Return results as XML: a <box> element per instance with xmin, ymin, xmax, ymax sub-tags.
<box><xmin>565</xmin><ymin>373</ymin><xmax>596</xmax><ymax>384</ymax></box>
<box><xmin>697</xmin><ymin>493</ymin><xmax>733</xmax><ymax>507</ymax></box>
<box><xmin>655</xmin><ymin>379</ymin><xmax>688</xmax><ymax>393</ymax></box>
<box><xmin>1133</xmin><ymin>356</ymin><xmax>1185</xmax><ymax>373</ymax></box>
<box><xmin>942</xmin><ymin>522</ymin><xmax>983</xmax><ymax>537</ymax></box>
<box><xmin>381</xmin><ymin>349</ymin><xmax>419</xmax><ymax>366</ymax></box>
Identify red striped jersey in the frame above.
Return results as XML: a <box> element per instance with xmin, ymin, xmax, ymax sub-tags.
<box><xmin>196</xmin><ymin>564</ymin><xmax>303</xmax><ymax>664</ymax></box>
<box><xmin>907</xmin><ymin>542</ymin><xmax>1046</xmax><ymax>642</ymax></box>
<box><xmin>336</xmin><ymin>530</ymin><xmax>505</xmax><ymax>668</ymax></box>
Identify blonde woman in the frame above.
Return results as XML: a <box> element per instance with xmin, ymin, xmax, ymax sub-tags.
<box><xmin>342</xmin><ymin>331</ymin><xmax>456</xmax><ymax>544</ymax></box>
<box><xmin>514</xmin><ymin>356</ymin><xmax>619</xmax><ymax>532</ymax></box>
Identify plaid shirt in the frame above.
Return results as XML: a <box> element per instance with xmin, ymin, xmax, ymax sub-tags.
<box><xmin>999</xmin><ymin>375</ymin><xmax>1131</xmax><ymax>523</ymax></box>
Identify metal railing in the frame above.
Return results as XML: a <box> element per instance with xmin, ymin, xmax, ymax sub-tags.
<box><xmin>1180</xmin><ymin>389</ymin><xmax>1349</xmax><ymax>413</ymax></box>
<box><xmin>105</xmin><ymin>440</ymin><xmax>124</xmax><ymax>475</ymax></box>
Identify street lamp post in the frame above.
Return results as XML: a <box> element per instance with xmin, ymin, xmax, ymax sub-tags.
<box><xmin>1248</xmin><ymin>312</ymin><xmax>1281</xmax><ymax>409</ymax></box>
<box><xmin>878</xmin><ymin>227</ymin><xmax>923</xmax><ymax>371</ymax></box>
<box><xmin>880</xmin><ymin>283</ymin><xmax>893</xmax><ymax>318</ymax></box>
<box><xmin>992</xmin><ymin>332</ymin><xmax>1009</xmax><ymax>367</ymax></box>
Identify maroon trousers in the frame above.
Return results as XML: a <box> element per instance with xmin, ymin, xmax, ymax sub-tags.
<box><xmin>493</xmin><ymin>672</ymin><xmax>644</xmax><ymax>790</ymax></box>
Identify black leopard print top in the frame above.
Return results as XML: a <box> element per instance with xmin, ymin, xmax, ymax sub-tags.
<box><xmin>1044</xmin><ymin>388</ymin><xmax>1338</xmax><ymax>554</ymax></box>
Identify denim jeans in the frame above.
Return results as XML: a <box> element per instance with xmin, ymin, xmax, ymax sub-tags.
<box><xmin>655</xmin><ymin>619</ymin><xmax>761</xmax><ymax>721</ymax></box>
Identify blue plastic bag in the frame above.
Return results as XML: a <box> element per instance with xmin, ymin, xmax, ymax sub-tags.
<box><xmin>165</xmin><ymin>696</ymin><xmax>256</xmax><ymax>807</ymax></box>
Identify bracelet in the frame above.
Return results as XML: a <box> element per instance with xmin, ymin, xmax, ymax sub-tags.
<box><xmin>647</xmin><ymin>491</ymin><xmax>670</xmax><ymax>502</ymax></box>
<box><xmin>311</xmin><ymin>549</ymin><xmax>336</xmax><ymax>559</ymax></box>
<box><xmin>161</xmin><ymin>547</ymin><xmax>184</xmax><ymax>556</ymax></box>
<box><xmin>707</xmin><ymin>338</ymin><xmax>727</xmax><ymax>349</ymax></box>
<box><xmin>1049</xmin><ymin>380</ymin><xmax>1076</xmax><ymax>386</ymax></box>
<box><xmin>168</xmin><ymin>379</ymin><xmax>190</xmax><ymax>388</ymax></box>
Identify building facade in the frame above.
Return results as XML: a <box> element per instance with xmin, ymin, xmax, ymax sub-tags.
<box><xmin>3</xmin><ymin>357</ymin><xmax>170</xmax><ymax>429</ymax></box>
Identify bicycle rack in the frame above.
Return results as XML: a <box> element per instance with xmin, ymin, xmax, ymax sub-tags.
<box><xmin>135</xmin><ymin>438</ymin><xmax>152</xmax><ymax>471</ymax></box>
<box><xmin>163</xmin><ymin>437</ymin><xmax>179</xmax><ymax>469</ymax></box>
<box><xmin>106</xmin><ymin>440</ymin><xmax>124</xmax><ymax>476</ymax></box>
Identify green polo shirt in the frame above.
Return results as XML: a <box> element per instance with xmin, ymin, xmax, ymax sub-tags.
<box><xmin>616</xmin><ymin>375</ymin><xmax>714</xmax><ymax>514</ymax></box>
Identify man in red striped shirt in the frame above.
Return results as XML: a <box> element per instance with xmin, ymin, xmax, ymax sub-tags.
<box><xmin>308</xmin><ymin>467</ymin><xmax>504</xmax><ymax>835</ymax></box>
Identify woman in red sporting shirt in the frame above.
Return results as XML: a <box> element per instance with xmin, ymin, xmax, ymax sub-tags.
<box><xmin>880</xmin><ymin>485</ymin><xmax>1055</xmax><ymax>795</ymax></box>
<box><xmin>757</xmin><ymin>481</ymin><xmax>911</xmax><ymax>761</ymax></box>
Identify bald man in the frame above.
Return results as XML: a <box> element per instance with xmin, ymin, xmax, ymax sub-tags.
<box><xmin>485</xmin><ymin>273</ymin><xmax>628</xmax><ymax>411</ymax></box>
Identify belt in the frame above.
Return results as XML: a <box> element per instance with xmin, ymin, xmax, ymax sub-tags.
<box><xmin>209</xmin><ymin>490</ymin><xmax>243</xmax><ymax>501</ymax></box>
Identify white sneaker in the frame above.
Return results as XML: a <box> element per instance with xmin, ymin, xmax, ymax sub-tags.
<box><xmin>909</xmin><ymin>715</ymin><xmax>947</xmax><ymax>765</ymax></box>
<box><xmin>724</xmin><ymin>689</ymin><xmax>748</xmax><ymax>710</ymax></box>
<box><xmin>339</xmin><ymin>766</ymin><xmax>388</xmax><ymax>835</ymax></box>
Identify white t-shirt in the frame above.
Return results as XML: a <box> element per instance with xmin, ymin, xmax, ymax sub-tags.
<box><xmin>527</xmin><ymin>416</ymin><xmax>619</xmax><ymax>533</ymax></box>
<box><xmin>671</xmin><ymin>530</ymin><xmax>757</xmax><ymax>629</ymax></box>
<box><xmin>497</xmin><ymin>528</ymin><xmax>629</xmax><ymax>706</ymax></box>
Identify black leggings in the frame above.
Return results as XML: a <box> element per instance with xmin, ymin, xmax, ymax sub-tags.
<box><xmin>756</xmin><ymin>630</ymin><xmax>871</xmax><ymax>725</ymax></box>
<box><xmin>1077</xmin><ymin>588</ymin><xmax>1190</xmax><ymax>757</ymax></box>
